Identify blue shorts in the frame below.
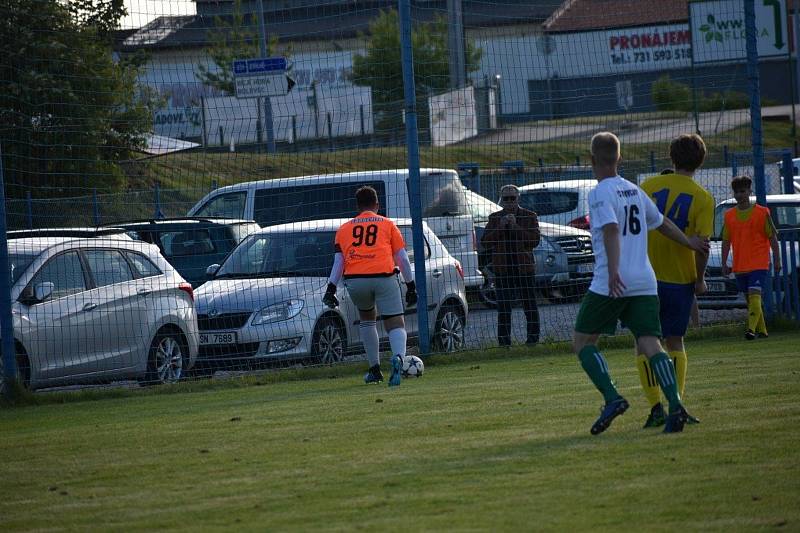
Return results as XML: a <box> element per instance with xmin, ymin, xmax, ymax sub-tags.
<box><xmin>735</xmin><ymin>270</ymin><xmax>769</xmax><ymax>293</ymax></box>
<box><xmin>657</xmin><ymin>281</ymin><xmax>695</xmax><ymax>338</ymax></box>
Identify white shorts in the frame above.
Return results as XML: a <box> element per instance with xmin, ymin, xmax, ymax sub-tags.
<box><xmin>344</xmin><ymin>276</ymin><xmax>404</xmax><ymax>318</ymax></box>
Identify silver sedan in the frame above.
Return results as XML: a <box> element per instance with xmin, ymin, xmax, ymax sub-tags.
<box><xmin>194</xmin><ymin>219</ymin><xmax>468</xmax><ymax>371</ymax></box>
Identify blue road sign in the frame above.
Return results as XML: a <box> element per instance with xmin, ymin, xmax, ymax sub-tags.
<box><xmin>233</xmin><ymin>57</ymin><xmax>288</xmax><ymax>76</ymax></box>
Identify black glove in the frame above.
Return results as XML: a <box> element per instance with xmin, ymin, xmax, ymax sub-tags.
<box><xmin>405</xmin><ymin>280</ymin><xmax>418</xmax><ymax>307</ymax></box>
<box><xmin>322</xmin><ymin>282</ymin><xmax>339</xmax><ymax>308</ymax></box>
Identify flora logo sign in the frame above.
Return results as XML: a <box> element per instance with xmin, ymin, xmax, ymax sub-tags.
<box><xmin>690</xmin><ymin>0</ymin><xmax>788</xmax><ymax>64</ymax></box>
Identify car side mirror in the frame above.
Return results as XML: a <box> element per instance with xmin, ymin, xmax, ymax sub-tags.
<box><xmin>206</xmin><ymin>264</ymin><xmax>220</xmax><ymax>278</ymax></box>
<box><xmin>34</xmin><ymin>282</ymin><xmax>55</xmax><ymax>302</ymax></box>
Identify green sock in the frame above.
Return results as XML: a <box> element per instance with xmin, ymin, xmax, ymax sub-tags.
<box><xmin>578</xmin><ymin>345</ymin><xmax>619</xmax><ymax>403</ymax></box>
<box><xmin>649</xmin><ymin>352</ymin><xmax>682</xmax><ymax>413</ymax></box>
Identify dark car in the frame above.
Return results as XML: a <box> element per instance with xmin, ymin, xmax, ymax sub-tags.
<box><xmin>106</xmin><ymin>217</ymin><xmax>260</xmax><ymax>286</ymax></box>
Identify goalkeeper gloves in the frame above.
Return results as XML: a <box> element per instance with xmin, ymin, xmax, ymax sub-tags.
<box><xmin>405</xmin><ymin>280</ymin><xmax>418</xmax><ymax>307</ymax></box>
<box><xmin>322</xmin><ymin>283</ymin><xmax>339</xmax><ymax>308</ymax></box>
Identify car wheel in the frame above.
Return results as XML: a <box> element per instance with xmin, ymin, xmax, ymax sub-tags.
<box><xmin>434</xmin><ymin>303</ymin><xmax>465</xmax><ymax>353</ymax></box>
<box><xmin>311</xmin><ymin>316</ymin><xmax>346</xmax><ymax>365</ymax></box>
<box><xmin>478</xmin><ymin>265</ymin><xmax>498</xmax><ymax>308</ymax></box>
<box><xmin>140</xmin><ymin>329</ymin><xmax>186</xmax><ymax>386</ymax></box>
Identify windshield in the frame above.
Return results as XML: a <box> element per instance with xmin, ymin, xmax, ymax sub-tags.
<box><xmin>463</xmin><ymin>189</ymin><xmax>500</xmax><ymax>223</ymax></box>
<box><xmin>414</xmin><ymin>172</ymin><xmax>469</xmax><ymax>217</ymax></box>
<box><xmin>9</xmin><ymin>253</ymin><xmax>37</xmax><ymax>285</ymax></box>
<box><xmin>218</xmin><ymin>231</ymin><xmax>335</xmax><ymax>278</ymax></box>
<box><xmin>519</xmin><ymin>190</ymin><xmax>579</xmax><ymax>216</ymax></box>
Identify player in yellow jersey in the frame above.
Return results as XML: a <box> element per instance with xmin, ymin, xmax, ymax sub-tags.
<box><xmin>636</xmin><ymin>134</ymin><xmax>714</xmax><ymax>428</ymax></box>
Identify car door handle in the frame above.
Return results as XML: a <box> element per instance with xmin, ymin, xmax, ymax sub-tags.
<box><xmin>82</xmin><ymin>303</ymin><xmax>97</xmax><ymax>312</ymax></box>
<box><xmin>432</xmin><ymin>269</ymin><xmax>442</xmax><ymax>278</ymax></box>
<box><xmin>137</xmin><ymin>288</ymin><xmax>151</xmax><ymax>295</ymax></box>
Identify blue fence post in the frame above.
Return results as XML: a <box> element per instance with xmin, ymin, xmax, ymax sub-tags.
<box><xmin>154</xmin><ymin>182</ymin><xmax>165</xmax><ymax>220</ymax></box>
<box><xmin>782</xmin><ymin>150</ymin><xmax>795</xmax><ymax>194</ymax></box>
<box><xmin>723</xmin><ymin>145</ymin><xmax>729</xmax><ymax>166</ymax></box>
<box><xmin>26</xmin><ymin>191</ymin><xmax>33</xmax><ymax>229</ymax></box>
<box><xmin>731</xmin><ymin>153</ymin><xmax>739</xmax><ymax>178</ymax></box>
<box><xmin>745</xmin><ymin>0</ymin><xmax>771</xmax><ymax>317</ymax></box>
<box><xmin>398</xmin><ymin>0</ymin><xmax>430</xmax><ymax>354</ymax></box>
<box><xmin>211</xmin><ymin>179</ymin><xmax>218</xmax><ymax>191</ymax></box>
<box><xmin>575</xmin><ymin>155</ymin><xmax>581</xmax><ymax>166</ymax></box>
<box><xmin>790</xmin><ymin>230</ymin><xmax>800</xmax><ymax>321</ymax></box>
<box><xmin>650</xmin><ymin>151</ymin><xmax>656</xmax><ymax>173</ymax></box>
<box><xmin>92</xmin><ymin>188</ymin><xmax>100</xmax><ymax>226</ymax></box>
<box><xmin>0</xmin><ymin>142</ymin><xmax>18</xmax><ymax>398</ymax></box>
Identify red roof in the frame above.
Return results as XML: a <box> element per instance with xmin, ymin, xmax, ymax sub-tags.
<box><xmin>544</xmin><ymin>0</ymin><xmax>797</xmax><ymax>33</ymax></box>
<box><xmin>543</xmin><ymin>0</ymin><xmax>691</xmax><ymax>32</ymax></box>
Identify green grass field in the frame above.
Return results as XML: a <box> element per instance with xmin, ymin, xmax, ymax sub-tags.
<box><xmin>2</xmin><ymin>332</ymin><xmax>799</xmax><ymax>531</ymax></box>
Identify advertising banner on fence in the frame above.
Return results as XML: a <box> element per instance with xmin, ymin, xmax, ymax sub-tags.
<box><xmin>690</xmin><ymin>0</ymin><xmax>789</xmax><ymax>64</ymax></box>
<box><xmin>429</xmin><ymin>87</ymin><xmax>478</xmax><ymax>147</ymax></box>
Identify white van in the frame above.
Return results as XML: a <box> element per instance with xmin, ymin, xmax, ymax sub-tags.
<box><xmin>187</xmin><ymin>169</ymin><xmax>483</xmax><ymax>288</ymax></box>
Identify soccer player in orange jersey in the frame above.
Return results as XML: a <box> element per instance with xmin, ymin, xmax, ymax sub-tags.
<box><xmin>721</xmin><ymin>176</ymin><xmax>782</xmax><ymax>339</ymax></box>
<box><xmin>324</xmin><ymin>186</ymin><xmax>416</xmax><ymax>386</ymax></box>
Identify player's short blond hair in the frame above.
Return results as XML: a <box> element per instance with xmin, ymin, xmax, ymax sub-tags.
<box><xmin>590</xmin><ymin>132</ymin><xmax>621</xmax><ymax>166</ymax></box>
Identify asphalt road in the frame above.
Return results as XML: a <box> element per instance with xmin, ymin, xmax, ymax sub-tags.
<box><xmin>471</xmin><ymin>105</ymin><xmax>796</xmax><ymax>146</ymax></box>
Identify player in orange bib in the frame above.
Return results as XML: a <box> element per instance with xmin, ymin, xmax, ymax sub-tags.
<box><xmin>324</xmin><ymin>186</ymin><xmax>416</xmax><ymax>386</ymax></box>
<box><xmin>721</xmin><ymin>176</ymin><xmax>782</xmax><ymax>339</ymax></box>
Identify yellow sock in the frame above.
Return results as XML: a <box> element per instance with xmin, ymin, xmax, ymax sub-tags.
<box><xmin>670</xmin><ymin>351</ymin><xmax>688</xmax><ymax>398</ymax></box>
<box><xmin>747</xmin><ymin>293</ymin><xmax>763</xmax><ymax>332</ymax></box>
<box><xmin>756</xmin><ymin>305</ymin><xmax>768</xmax><ymax>335</ymax></box>
<box><xmin>636</xmin><ymin>354</ymin><xmax>661</xmax><ymax>407</ymax></box>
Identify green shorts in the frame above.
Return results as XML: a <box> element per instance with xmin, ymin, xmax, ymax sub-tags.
<box><xmin>575</xmin><ymin>291</ymin><xmax>662</xmax><ymax>338</ymax></box>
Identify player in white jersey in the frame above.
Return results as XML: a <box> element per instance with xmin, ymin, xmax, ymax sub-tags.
<box><xmin>573</xmin><ymin>132</ymin><xmax>709</xmax><ymax>435</ymax></box>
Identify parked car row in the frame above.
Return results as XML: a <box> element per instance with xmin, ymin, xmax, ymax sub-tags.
<box><xmin>3</xmin><ymin>169</ymin><xmax>602</xmax><ymax>391</ymax></box>
<box><xmin>3</xmin><ymin>218</ymin><xmax>468</xmax><ymax>390</ymax></box>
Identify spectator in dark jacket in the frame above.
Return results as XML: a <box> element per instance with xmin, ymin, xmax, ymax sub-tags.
<box><xmin>481</xmin><ymin>184</ymin><xmax>541</xmax><ymax>346</ymax></box>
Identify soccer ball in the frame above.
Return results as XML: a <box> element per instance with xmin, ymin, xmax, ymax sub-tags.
<box><xmin>402</xmin><ymin>355</ymin><xmax>424</xmax><ymax>378</ymax></box>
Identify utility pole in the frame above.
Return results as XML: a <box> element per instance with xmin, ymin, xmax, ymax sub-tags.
<box><xmin>447</xmin><ymin>0</ymin><xmax>466</xmax><ymax>89</ymax></box>
<box><xmin>256</xmin><ymin>0</ymin><xmax>276</xmax><ymax>153</ymax></box>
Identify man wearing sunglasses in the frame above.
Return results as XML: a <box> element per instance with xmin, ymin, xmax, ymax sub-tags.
<box><xmin>481</xmin><ymin>184</ymin><xmax>541</xmax><ymax>347</ymax></box>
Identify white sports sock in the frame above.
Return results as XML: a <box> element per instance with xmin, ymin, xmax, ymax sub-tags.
<box><xmin>388</xmin><ymin>327</ymin><xmax>407</xmax><ymax>357</ymax></box>
<box><xmin>359</xmin><ymin>321</ymin><xmax>380</xmax><ymax>367</ymax></box>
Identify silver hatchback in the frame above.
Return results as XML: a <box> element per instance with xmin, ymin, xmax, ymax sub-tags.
<box><xmin>4</xmin><ymin>237</ymin><xmax>199</xmax><ymax>390</ymax></box>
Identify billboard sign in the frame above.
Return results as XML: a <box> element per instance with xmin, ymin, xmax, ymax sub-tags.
<box><xmin>690</xmin><ymin>0</ymin><xmax>789</xmax><ymax>64</ymax></box>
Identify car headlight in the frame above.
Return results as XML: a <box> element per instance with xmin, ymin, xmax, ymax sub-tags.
<box><xmin>251</xmin><ymin>299</ymin><xmax>304</xmax><ymax>325</ymax></box>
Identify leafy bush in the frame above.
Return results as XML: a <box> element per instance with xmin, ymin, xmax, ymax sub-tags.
<box><xmin>651</xmin><ymin>74</ymin><xmax>750</xmax><ymax>113</ymax></box>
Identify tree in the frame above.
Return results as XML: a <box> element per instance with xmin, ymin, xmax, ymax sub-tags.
<box><xmin>195</xmin><ymin>0</ymin><xmax>282</xmax><ymax>96</ymax></box>
<box><xmin>350</xmin><ymin>9</ymin><xmax>482</xmax><ymax>134</ymax></box>
<box><xmin>0</xmin><ymin>0</ymin><xmax>154</xmax><ymax>196</ymax></box>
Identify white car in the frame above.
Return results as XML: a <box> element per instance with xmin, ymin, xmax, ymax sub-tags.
<box><xmin>4</xmin><ymin>237</ymin><xmax>199</xmax><ymax>390</ymax></box>
<box><xmin>187</xmin><ymin>168</ymin><xmax>483</xmax><ymax>289</ymax></box>
<box><xmin>194</xmin><ymin>219</ymin><xmax>468</xmax><ymax>371</ymax></box>
<box><xmin>514</xmin><ymin>179</ymin><xmax>594</xmax><ymax>229</ymax></box>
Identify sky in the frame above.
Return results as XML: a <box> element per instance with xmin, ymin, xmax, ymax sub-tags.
<box><xmin>122</xmin><ymin>0</ymin><xmax>196</xmax><ymax>29</ymax></box>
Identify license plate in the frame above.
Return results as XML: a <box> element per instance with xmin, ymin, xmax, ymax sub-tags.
<box><xmin>707</xmin><ymin>282</ymin><xmax>726</xmax><ymax>293</ymax></box>
<box><xmin>199</xmin><ymin>332</ymin><xmax>237</xmax><ymax>345</ymax></box>
<box><xmin>576</xmin><ymin>263</ymin><xmax>594</xmax><ymax>274</ymax></box>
